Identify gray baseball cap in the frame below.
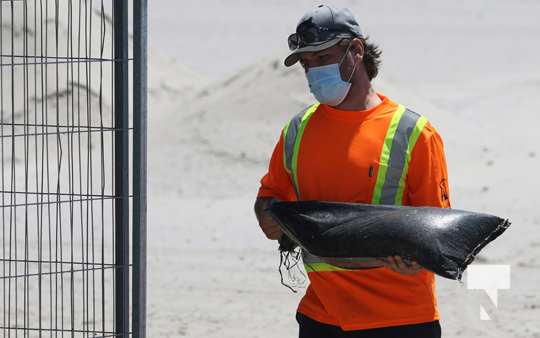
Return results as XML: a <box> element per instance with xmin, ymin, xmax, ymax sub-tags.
<box><xmin>284</xmin><ymin>4</ymin><xmax>364</xmax><ymax>67</ymax></box>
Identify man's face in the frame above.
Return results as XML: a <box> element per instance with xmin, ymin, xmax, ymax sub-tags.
<box><xmin>298</xmin><ymin>40</ymin><xmax>359</xmax><ymax>85</ymax></box>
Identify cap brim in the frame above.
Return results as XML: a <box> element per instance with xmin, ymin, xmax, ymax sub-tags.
<box><xmin>284</xmin><ymin>38</ymin><xmax>344</xmax><ymax>67</ymax></box>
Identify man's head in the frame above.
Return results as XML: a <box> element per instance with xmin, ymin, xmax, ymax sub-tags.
<box><xmin>284</xmin><ymin>4</ymin><xmax>381</xmax><ymax>81</ymax></box>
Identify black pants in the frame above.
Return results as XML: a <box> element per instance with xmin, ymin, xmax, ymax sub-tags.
<box><xmin>297</xmin><ymin>312</ymin><xmax>441</xmax><ymax>338</ymax></box>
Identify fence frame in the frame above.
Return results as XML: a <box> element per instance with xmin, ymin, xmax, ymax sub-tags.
<box><xmin>113</xmin><ymin>0</ymin><xmax>130</xmax><ymax>336</ymax></box>
<box><xmin>132</xmin><ymin>0</ymin><xmax>148</xmax><ymax>337</ymax></box>
<box><xmin>114</xmin><ymin>0</ymin><xmax>148</xmax><ymax>337</ymax></box>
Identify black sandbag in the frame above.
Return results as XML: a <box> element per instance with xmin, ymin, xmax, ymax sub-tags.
<box><xmin>269</xmin><ymin>201</ymin><xmax>510</xmax><ymax>280</ymax></box>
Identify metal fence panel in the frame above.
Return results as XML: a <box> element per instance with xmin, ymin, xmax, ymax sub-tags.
<box><xmin>0</xmin><ymin>0</ymin><xmax>147</xmax><ymax>336</ymax></box>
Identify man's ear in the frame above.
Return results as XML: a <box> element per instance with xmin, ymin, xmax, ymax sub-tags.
<box><xmin>351</xmin><ymin>38</ymin><xmax>364</xmax><ymax>60</ymax></box>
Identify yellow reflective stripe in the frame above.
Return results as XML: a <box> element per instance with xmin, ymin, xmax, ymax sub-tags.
<box><xmin>291</xmin><ymin>103</ymin><xmax>320</xmax><ymax>199</ymax></box>
<box><xmin>371</xmin><ymin>105</ymin><xmax>405</xmax><ymax>204</ymax></box>
<box><xmin>304</xmin><ymin>262</ymin><xmax>348</xmax><ymax>272</ymax></box>
<box><xmin>302</xmin><ymin>251</ymin><xmax>351</xmax><ymax>272</ymax></box>
<box><xmin>282</xmin><ymin>121</ymin><xmax>291</xmax><ymax>174</ymax></box>
<box><xmin>394</xmin><ymin>116</ymin><xmax>428</xmax><ymax>205</ymax></box>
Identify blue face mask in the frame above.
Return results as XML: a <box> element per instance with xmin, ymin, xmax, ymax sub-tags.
<box><xmin>306</xmin><ymin>43</ymin><xmax>357</xmax><ymax>106</ymax></box>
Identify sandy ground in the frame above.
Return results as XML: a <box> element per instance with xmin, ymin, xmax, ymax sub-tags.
<box><xmin>1</xmin><ymin>0</ymin><xmax>539</xmax><ymax>337</ymax></box>
<box><xmin>146</xmin><ymin>1</ymin><xmax>540</xmax><ymax>337</ymax></box>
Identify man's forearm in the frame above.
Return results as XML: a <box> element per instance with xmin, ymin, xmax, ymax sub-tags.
<box><xmin>254</xmin><ymin>197</ymin><xmax>282</xmax><ymax>240</ymax></box>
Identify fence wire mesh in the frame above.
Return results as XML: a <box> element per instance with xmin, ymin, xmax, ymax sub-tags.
<box><xmin>0</xmin><ymin>0</ymin><xmax>145</xmax><ymax>337</ymax></box>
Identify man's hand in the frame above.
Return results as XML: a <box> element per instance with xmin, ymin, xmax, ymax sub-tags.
<box><xmin>377</xmin><ymin>256</ymin><xmax>422</xmax><ymax>275</ymax></box>
<box><xmin>254</xmin><ymin>197</ymin><xmax>283</xmax><ymax>240</ymax></box>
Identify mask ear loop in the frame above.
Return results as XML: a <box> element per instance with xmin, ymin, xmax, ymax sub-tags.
<box><xmin>339</xmin><ymin>40</ymin><xmax>358</xmax><ymax>83</ymax></box>
<box><xmin>346</xmin><ymin>56</ymin><xmax>358</xmax><ymax>83</ymax></box>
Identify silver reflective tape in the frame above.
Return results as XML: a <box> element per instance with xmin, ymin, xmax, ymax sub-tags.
<box><xmin>302</xmin><ymin>250</ymin><xmax>324</xmax><ymax>264</ymax></box>
<box><xmin>284</xmin><ymin>108</ymin><xmax>308</xmax><ymax>173</ymax></box>
<box><xmin>379</xmin><ymin>108</ymin><xmax>421</xmax><ymax>205</ymax></box>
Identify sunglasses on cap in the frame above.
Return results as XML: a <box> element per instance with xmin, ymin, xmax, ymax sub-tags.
<box><xmin>288</xmin><ymin>22</ymin><xmax>353</xmax><ymax>51</ymax></box>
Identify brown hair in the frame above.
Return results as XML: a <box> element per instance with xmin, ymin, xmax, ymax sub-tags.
<box><xmin>340</xmin><ymin>36</ymin><xmax>382</xmax><ymax>80</ymax></box>
<box><xmin>361</xmin><ymin>36</ymin><xmax>382</xmax><ymax>80</ymax></box>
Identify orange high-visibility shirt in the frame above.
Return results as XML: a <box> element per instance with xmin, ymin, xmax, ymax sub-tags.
<box><xmin>257</xmin><ymin>93</ymin><xmax>451</xmax><ymax>330</ymax></box>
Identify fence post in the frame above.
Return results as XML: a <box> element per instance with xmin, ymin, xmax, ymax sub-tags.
<box><xmin>133</xmin><ymin>0</ymin><xmax>148</xmax><ymax>337</ymax></box>
<box><xmin>114</xmin><ymin>0</ymin><xmax>130</xmax><ymax>337</ymax></box>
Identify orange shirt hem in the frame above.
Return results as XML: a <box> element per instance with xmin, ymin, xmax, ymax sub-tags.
<box><xmin>298</xmin><ymin>304</ymin><xmax>440</xmax><ymax>331</ymax></box>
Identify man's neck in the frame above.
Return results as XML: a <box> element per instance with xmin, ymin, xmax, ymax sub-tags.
<box><xmin>334</xmin><ymin>85</ymin><xmax>382</xmax><ymax>111</ymax></box>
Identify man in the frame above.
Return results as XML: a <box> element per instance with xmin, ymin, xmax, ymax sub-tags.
<box><xmin>254</xmin><ymin>4</ymin><xmax>451</xmax><ymax>338</ymax></box>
